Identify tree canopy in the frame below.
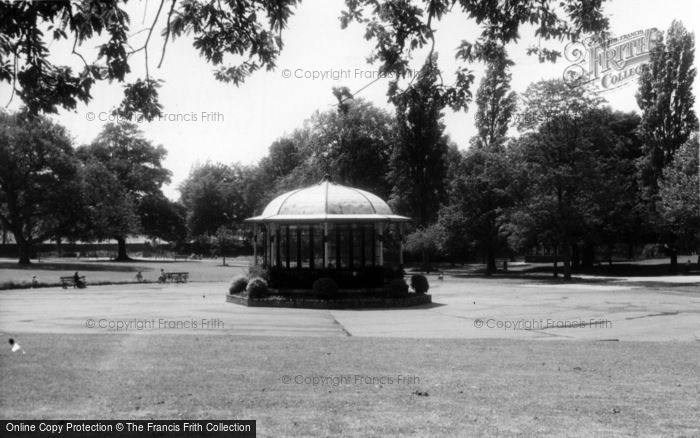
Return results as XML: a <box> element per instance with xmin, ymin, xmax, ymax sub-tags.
<box><xmin>0</xmin><ymin>111</ymin><xmax>81</xmax><ymax>263</ymax></box>
<box><xmin>1</xmin><ymin>0</ymin><xmax>608</xmax><ymax>118</ymax></box>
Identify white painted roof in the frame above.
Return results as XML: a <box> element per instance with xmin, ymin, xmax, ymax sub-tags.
<box><xmin>246</xmin><ymin>180</ymin><xmax>410</xmax><ymax>223</ymax></box>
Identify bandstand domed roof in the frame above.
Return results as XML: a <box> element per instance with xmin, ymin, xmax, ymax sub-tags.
<box><xmin>246</xmin><ymin>178</ymin><xmax>410</xmax><ymax>223</ymax></box>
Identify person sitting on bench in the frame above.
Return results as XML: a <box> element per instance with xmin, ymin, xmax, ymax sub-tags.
<box><xmin>73</xmin><ymin>271</ymin><xmax>85</xmax><ymax>288</ymax></box>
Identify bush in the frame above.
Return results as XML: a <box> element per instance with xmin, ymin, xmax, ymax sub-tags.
<box><xmin>246</xmin><ymin>277</ymin><xmax>268</xmax><ymax>298</ymax></box>
<box><xmin>385</xmin><ymin>278</ymin><xmax>409</xmax><ymax>298</ymax></box>
<box><xmin>248</xmin><ymin>265</ymin><xmax>270</xmax><ymax>281</ymax></box>
<box><xmin>410</xmin><ymin>274</ymin><xmax>429</xmax><ymax>294</ymax></box>
<box><xmin>312</xmin><ymin>277</ymin><xmax>339</xmax><ymax>299</ymax></box>
<box><xmin>229</xmin><ymin>275</ymin><xmax>248</xmax><ymax>295</ymax></box>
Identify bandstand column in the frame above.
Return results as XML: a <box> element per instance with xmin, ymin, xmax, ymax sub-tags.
<box><xmin>324</xmin><ymin>222</ymin><xmax>329</xmax><ymax>269</ymax></box>
<box><xmin>398</xmin><ymin>223</ymin><xmax>404</xmax><ymax>267</ymax></box>
<box><xmin>377</xmin><ymin>223</ymin><xmax>384</xmax><ymax>266</ymax></box>
<box><xmin>253</xmin><ymin>225</ymin><xmax>258</xmax><ymax>266</ymax></box>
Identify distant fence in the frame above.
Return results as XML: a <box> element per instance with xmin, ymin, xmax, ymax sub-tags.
<box><xmin>0</xmin><ymin>241</ymin><xmax>253</xmax><ymax>260</ymax></box>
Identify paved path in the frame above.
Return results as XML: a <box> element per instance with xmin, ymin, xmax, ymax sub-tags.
<box><xmin>1</xmin><ymin>276</ymin><xmax>698</xmax><ymax>341</ymax></box>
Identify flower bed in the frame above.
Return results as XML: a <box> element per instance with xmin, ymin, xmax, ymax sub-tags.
<box><xmin>226</xmin><ymin>291</ymin><xmax>432</xmax><ymax>309</ymax></box>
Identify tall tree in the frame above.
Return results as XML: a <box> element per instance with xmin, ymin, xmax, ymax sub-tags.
<box><xmin>656</xmin><ymin>134</ymin><xmax>700</xmax><ymax>269</ymax></box>
<box><xmin>389</xmin><ymin>57</ymin><xmax>449</xmax><ymax>226</ymax></box>
<box><xmin>472</xmin><ymin>47</ymin><xmax>517</xmax><ymax>150</ymax></box>
<box><xmin>637</xmin><ymin>20</ymin><xmax>698</xmax><ymax>198</ymax></box>
<box><xmin>509</xmin><ymin>79</ymin><xmax>604</xmax><ymax>279</ymax></box>
<box><xmin>438</xmin><ymin>50</ymin><xmax>516</xmax><ymax>273</ymax></box>
<box><xmin>583</xmin><ymin>110</ymin><xmax>644</xmax><ymax>265</ymax></box>
<box><xmin>0</xmin><ymin>110</ymin><xmax>79</xmax><ymax>264</ymax></box>
<box><xmin>77</xmin><ymin>122</ymin><xmax>171</xmax><ymax>260</ymax></box>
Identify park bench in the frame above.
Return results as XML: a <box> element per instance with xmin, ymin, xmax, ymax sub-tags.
<box><xmin>160</xmin><ymin>272</ymin><xmax>189</xmax><ymax>283</ymax></box>
<box><xmin>60</xmin><ymin>276</ymin><xmax>86</xmax><ymax>289</ymax></box>
<box><xmin>173</xmin><ymin>254</ymin><xmax>189</xmax><ymax>261</ymax></box>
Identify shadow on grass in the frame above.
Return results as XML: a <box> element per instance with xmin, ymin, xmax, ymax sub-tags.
<box><xmin>0</xmin><ymin>261</ymin><xmax>143</xmax><ymax>272</ymax></box>
<box><xmin>0</xmin><ymin>280</ymin><xmax>150</xmax><ymax>291</ymax></box>
<box><xmin>520</xmin><ymin>262</ymin><xmax>699</xmax><ymax>277</ymax></box>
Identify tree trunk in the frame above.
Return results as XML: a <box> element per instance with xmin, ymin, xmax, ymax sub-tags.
<box><xmin>486</xmin><ymin>253</ymin><xmax>496</xmax><ymax>275</ymax></box>
<box><xmin>563</xmin><ymin>243</ymin><xmax>572</xmax><ymax>280</ymax></box>
<box><xmin>115</xmin><ymin>237</ymin><xmax>130</xmax><ymax>261</ymax></box>
<box><xmin>607</xmin><ymin>244</ymin><xmax>613</xmax><ymax>266</ymax></box>
<box><xmin>582</xmin><ymin>243</ymin><xmax>595</xmax><ymax>268</ymax></box>
<box><xmin>552</xmin><ymin>247</ymin><xmax>559</xmax><ymax>278</ymax></box>
<box><xmin>421</xmin><ymin>249</ymin><xmax>430</xmax><ymax>272</ymax></box>
<box><xmin>571</xmin><ymin>244</ymin><xmax>580</xmax><ymax>271</ymax></box>
<box><xmin>669</xmin><ymin>250</ymin><xmax>678</xmax><ymax>274</ymax></box>
<box><xmin>627</xmin><ymin>242</ymin><xmax>634</xmax><ymax>260</ymax></box>
<box><xmin>17</xmin><ymin>238</ymin><xmax>31</xmax><ymax>265</ymax></box>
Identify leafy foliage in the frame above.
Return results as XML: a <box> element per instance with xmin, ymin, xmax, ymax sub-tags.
<box><xmin>137</xmin><ymin>194</ymin><xmax>187</xmax><ymax>243</ymax></box>
<box><xmin>473</xmin><ymin>48</ymin><xmax>517</xmax><ymax>150</ymax></box>
<box><xmin>342</xmin><ymin>0</ymin><xmax>608</xmax><ymax>106</ymax></box>
<box><xmin>0</xmin><ymin>0</ymin><xmax>299</xmax><ymax>116</ymax></box>
<box><xmin>656</xmin><ymin>134</ymin><xmax>700</xmax><ymax>255</ymax></box>
<box><xmin>229</xmin><ymin>275</ymin><xmax>249</xmax><ymax>295</ymax></box>
<box><xmin>0</xmin><ymin>110</ymin><xmax>80</xmax><ymax>263</ymax></box>
<box><xmin>442</xmin><ymin>146</ymin><xmax>512</xmax><ymax>272</ymax></box>
<box><xmin>636</xmin><ymin>20</ymin><xmax>698</xmax><ymax>198</ymax></box>
<box><xmin>410</xmin><ymin>274</ymin><xmax>429</xmax><ymax>294</ymax></box>
<box><xmin>389</xmin><ymin>57</ymin><xmax>448</xmax><ymax>226</ymax></box>
<box><xmin>78</xmin><ymin>159</ymin><xmax>140</xmax><ymax>242</ymax></box>
<box><xmin>179</xmin><ymin>162</ymin><xmax>253</xmax><ymax>238</ymax></box>
<box><xmin>246</xmin><ymin>277</ymin><xmax>269</xmax><ymax>298</ymax></box>
<box><xmin>77</xmin><ymin>122</ymin><xmax>171</xmax><ymax>259</ymax></box>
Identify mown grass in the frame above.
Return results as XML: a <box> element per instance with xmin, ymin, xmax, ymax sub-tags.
<box><xmin>1</xmin><ymin>334</ymin><xmax>698</xmax><ymax>437</ymax></box>
<box><xmin>0</xmin><ymin>257</ymin><xmax>248</xmax><ymax>287</ymax></box>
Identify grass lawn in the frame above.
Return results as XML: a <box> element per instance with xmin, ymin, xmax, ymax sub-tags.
<box><xmin>0</xmin><ymin>257</ymin><xmax>248</xmax><ymax>289</ymax></box>
<box><xmin>1</xmin><ymin>334</ymin><xmax>698</xmax><ymax>437</ymax></box>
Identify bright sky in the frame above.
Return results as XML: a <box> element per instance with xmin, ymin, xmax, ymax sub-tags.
<box><xmin>2</xmin><ymin>0</ymin><xmax>699</xmax><ymax>199</ymax></box>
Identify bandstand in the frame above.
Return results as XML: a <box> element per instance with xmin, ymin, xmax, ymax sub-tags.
<box><xmin>245</xmin><ymin>177</ymin><xmax>410</xmax><ymax>290</ymax></box>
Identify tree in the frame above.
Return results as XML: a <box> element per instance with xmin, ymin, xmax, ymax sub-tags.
<box><xmin>0</xmin><ymin>0</ymin><xmax>298</xmax><ymax>118</ymax></box>
<box><xmin>303</xmin><ymin>98</ymin><xmax>396</xmax><ymax>198</ymax></box>
<box><xmin>583</xmin><ymin>110</ymin><xmax>644</xmax><ymax>265</ymax></box>
<box><xmin>0</xmin><ymin>110</ymin><xmax>79</xmax><ymax>264</ymax></box>
<box><xmin>637</xmin><ymin>21</ymin><xmax>698</xmax><ymax>198</ymax></box>
<box><xmin>1</xmin><ymin>1</ymin><xmax>607</xmax><ymax>118</ymax></box>
<box><xmin>78</xmin><ymin>159</ymin><xmax>140</xmax><ymax>245</ymax></box>
<box><xmin>77</xmin><ymin>122</ymin><xmax>171</xmax><ymax>260</ymax></box>
<box><xmin>179</xmin><ymin>163</ymin><xmax>251</xmax><ymax>239</ymax></box>
<box><xmin>137</xmin><ymin>194</ymin><xmax>187</xmax><ymax>243</ymax></box>
<box><xmin>250</xmin><ymin>99</ymin><xmax>396</xmax><ymax>207</ymax></box>
<box><xmin>341</xmin><ymin>0</ymin><xmax>607</xmax><ymax>110</ymax></box>
<box><xmin>509</xmin><ymin>80</ymin><xmax>604</xmax><ymax>279</ymax></box>
<box><xmin>389</xmin><ymin>57</ymin><xmax>449</xmax><ymax>226</ymax></box>
<box><xmin>437</xmin><ymin>52</ymin><xmax>516</xmax><ymax>273</ymax></box>
<box><xmin>404</xmin><ymin>224</ymin><xmax>444</xmax><ymax>271</ymax></box>
<box><xmin>656</xmin><ymin>134</ymin><xmax>700</xmax><ymax>269</ymax></box>
<box><xmin>212</xmin><ymin>225</ymin><xmax>238</xmax><ymax>267</ymax></box>
<box><xmin>472</xmin><ymin>46</ymin><xmax>517</xmax><ymax>150</ymax></box>
<box><xmin>442</xmin><ymin>147</ymin><xmax>512</xmax><ymax>273</ymax></box>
